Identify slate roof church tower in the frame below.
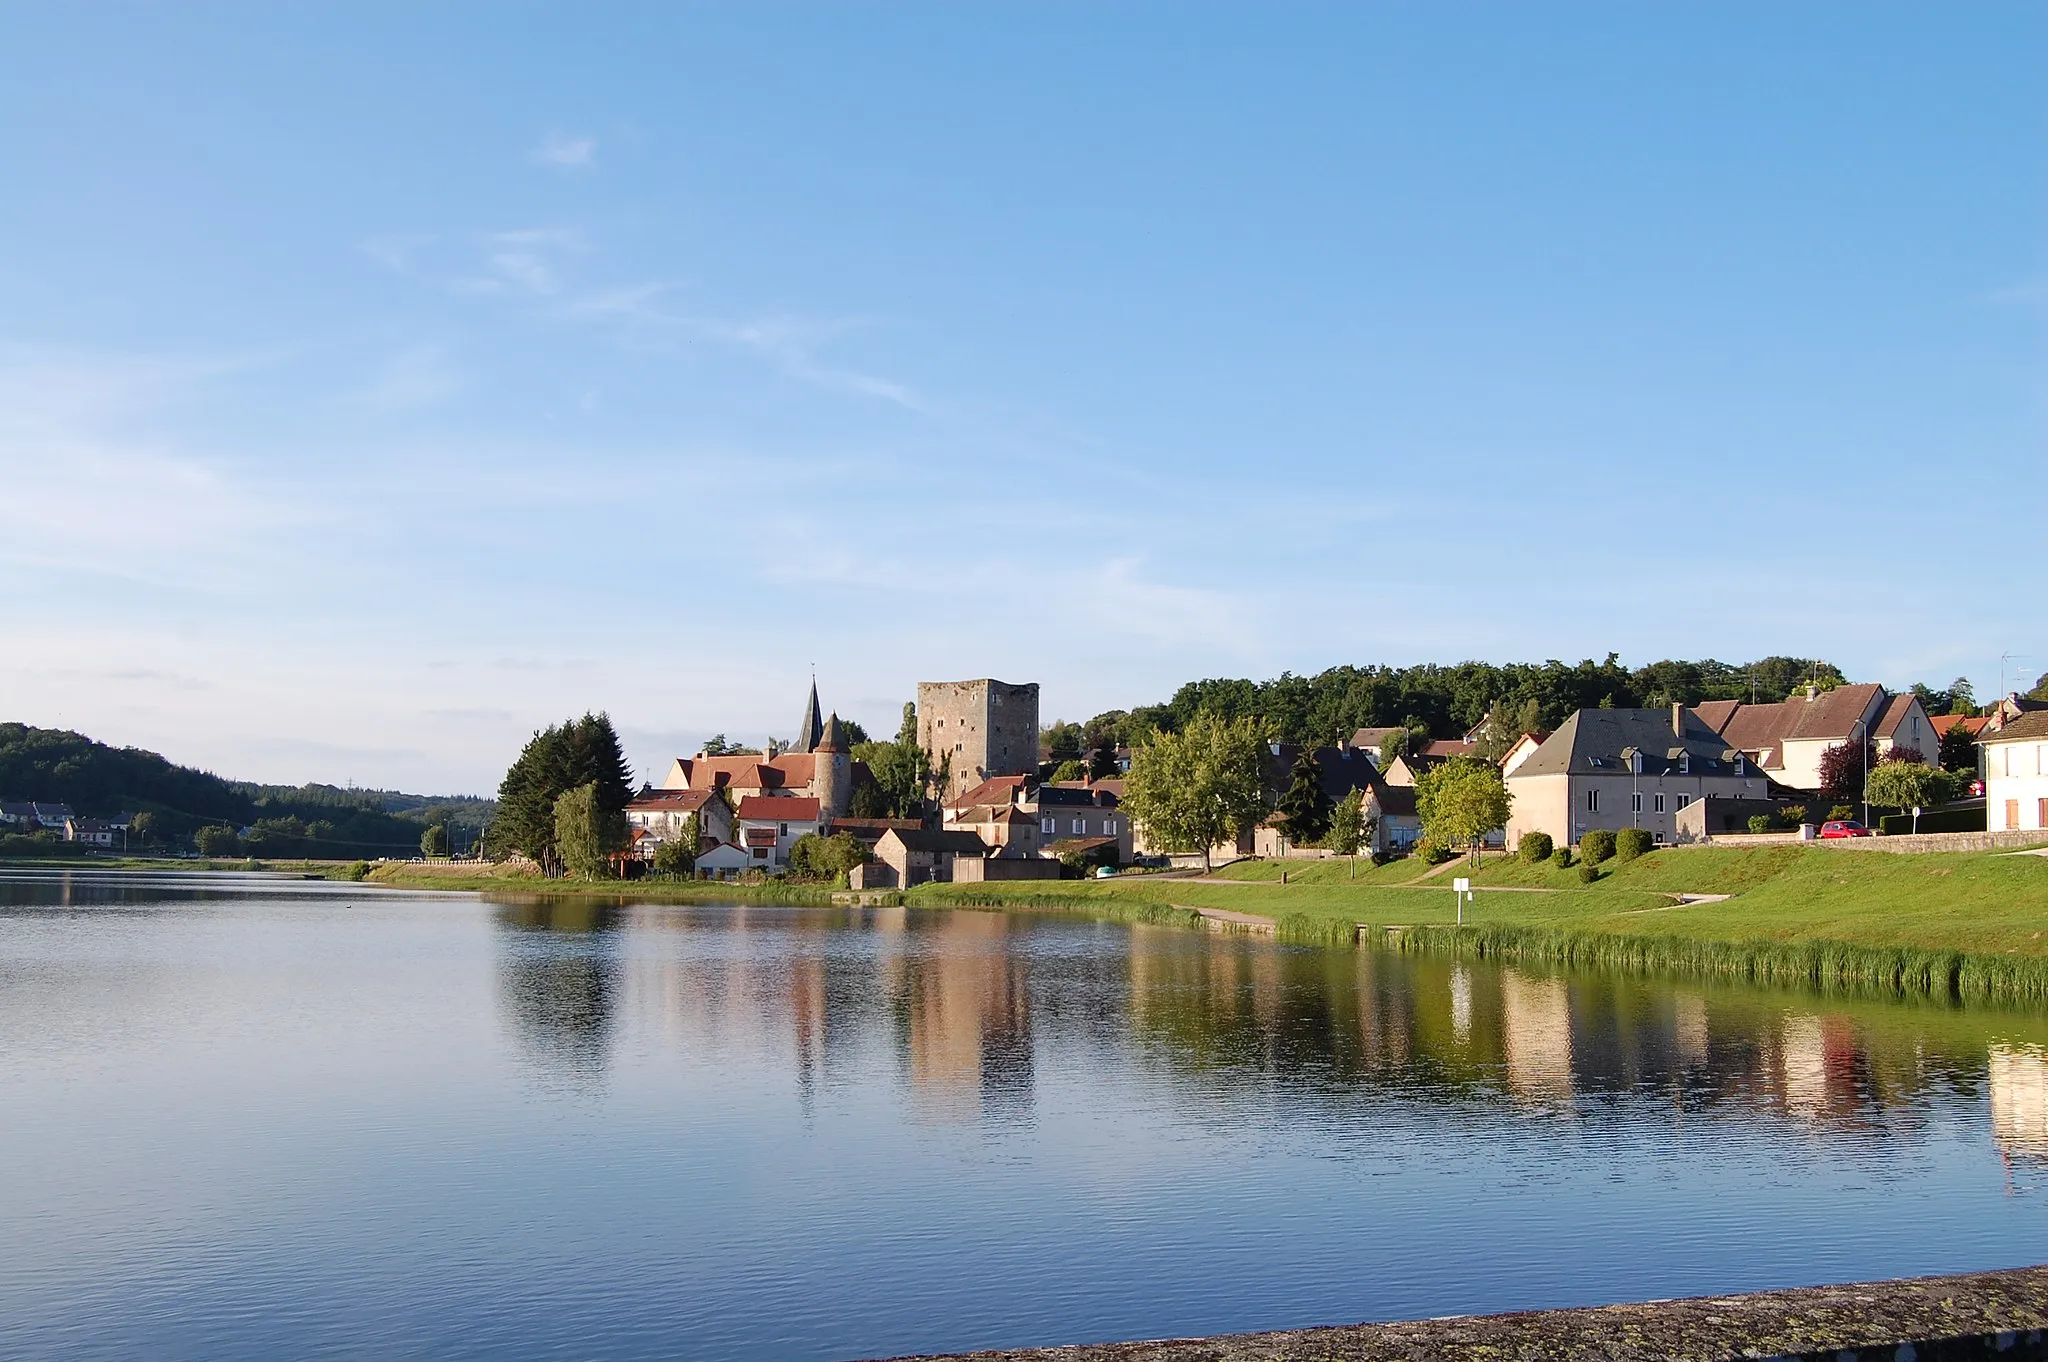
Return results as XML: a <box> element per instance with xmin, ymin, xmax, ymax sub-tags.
<box><xmin>794</xmin><ymin>679</ymin><xmax>826</xmax><ymax>755</ymax></box>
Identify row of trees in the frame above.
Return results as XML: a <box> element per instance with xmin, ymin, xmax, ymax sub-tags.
<box><xmin>1119</xmin><ymin>714</ymin><xmax>1511</xmax><ymax>868</ymax></box>
<box><xmin>1046</xmin><ymin>655</ymin><xmax>1856</xmax><ymax>759</ymax></box>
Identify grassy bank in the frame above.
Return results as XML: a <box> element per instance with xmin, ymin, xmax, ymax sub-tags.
<box><xmin>362</xmin><ymin>861</ymin><xmax>839</xmax><ymax>904</ymax></box>
<box><xmin>914</xmin><ymin>843</ymin><xmax>2048</xmax><ymax>1001</ymax></box>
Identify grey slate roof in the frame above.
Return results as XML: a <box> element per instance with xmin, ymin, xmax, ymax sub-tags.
<box><xmin>885</xmin><ymin>828</ymin><xmax>990</xmax><ymax>855</ymax></box>
<box><xmin>1510</xmin><ymin>708</ymin><xmax>1746</xmax><ymax>780</ymax></box>
<box><xmin>1982</xmin><ymin>710</ymin><xmax>2048</xmax><ymax>744</ymax></box>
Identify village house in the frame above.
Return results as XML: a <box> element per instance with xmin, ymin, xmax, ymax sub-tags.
<box><xmin>0</xmin><ymin>802</ymin><xmax>38</xmax><ymax>829</ymax></box>
<box><xmin>692</xmin><ymin>841</ymin><xmax>752</xmax><ymax>880</ymax></box>
<box><xmin>865</xmin><ymin>827</ymin><xmax>990</xmax><ymax>887</ymax></box>
<box><xmin>624</xmin><ymin>787</ymin><xmax>733</xmax><ymax>862</ymax></box>
<box><xmin>944</xmin><ymin>775</ymin><xmax>1131</xmax><ymax>864</ymax></box>
<box><xmin>733</xmin><ymin>795</ymin><xmax>823</xmax><ymax>870</ymax></box>
<box><xmin>1981</xmin><ymin>711</ymin><xmax>2048</xmax><ymax>834</ymax></box>
<box><xmin>1505</xmin><ymin>706</ymin><xmax>1770</xmax><ymax>850</ymax></box>
<box><xmin>1691</xmin><ymin>684</ymin><xmax>1939</xmax><ymax>795</ymax></box>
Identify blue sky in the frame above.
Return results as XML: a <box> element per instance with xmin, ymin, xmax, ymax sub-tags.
<box><xmin>2</xmin><ymin>4</ymin><xmax>2042</xmax><ymax>794</ymax></box>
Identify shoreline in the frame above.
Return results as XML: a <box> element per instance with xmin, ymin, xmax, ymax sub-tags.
<box><xmin>868</xmin><ymin>1264</ymin><xmax>2048</xmax><ymax>1362</ymax></box>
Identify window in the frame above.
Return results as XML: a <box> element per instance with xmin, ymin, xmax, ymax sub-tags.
<box><xmin>1632</xmin><ymin>792</ymin><xmax>1642</xmax><ymax>813</ymax></box>
<box><xmin>1042</xmin><ymin>818</ymin><xmax>1055</xmax><ymax>834</ymax></box>
<box><xmin>1653</xmin><ymin>793</ymin><xmax>1665</xmax><ymax>814</ymax></box>
<box><xmin>1072</xmin><ymin>818</ymin><xmax>1084</xmax><ymax>834</ymax></box>
<box><xmin>1676</xmin><ymin>794</ymin><xmax>1691</xmax><ymax>811</ymax></box>
<box><xmin>779</xmin><ymin>823</ymin><xmax>788</xmax><ymax>836</ymax></box>
<box><xmin>1679</xmin><ymin>753</ymin><xmax>1690</xmax><ymax>774</ymax></box>
<box><xmin>1586</xmin><ymin>789</ymin><xmax>1599</xmax><ymax>813</ymax></box>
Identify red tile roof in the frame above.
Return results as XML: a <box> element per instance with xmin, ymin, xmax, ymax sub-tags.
<box><xmin>1931</xmin><ymin>713</ymin><xmax>1988</xmax><ymax>738</ymax></box>
<box><xmin>735</xmin><ymin>795</ymin><xmax>821</xmax><ymax>822</ymax></box>
<box><xmin>948</xmin><ymin>774</ymin><xmax>1031</xmax><ymax>810</ymax></box>
<box><xmin>672</xmin><ymin>754</ymin><xmax>817</xmax><ymax>793</ymax></box>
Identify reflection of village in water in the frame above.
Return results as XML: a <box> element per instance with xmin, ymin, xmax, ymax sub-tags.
<box><xmin>490</xmin><ymin>897</ymin><xmax>2048</xmax><ymax>1169</ymax></box>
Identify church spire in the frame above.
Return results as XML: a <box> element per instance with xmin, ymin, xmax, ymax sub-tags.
<box><xmin>795</xmin><ymin>677</ymin><xmax>824</xmax><ymax>754</ymax></box>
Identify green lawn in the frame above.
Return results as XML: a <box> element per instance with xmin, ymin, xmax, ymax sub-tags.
<box><xmin>917</xmin><ymin>844</ymin><xmax>2048</xmax><ymax>962</ymax></box>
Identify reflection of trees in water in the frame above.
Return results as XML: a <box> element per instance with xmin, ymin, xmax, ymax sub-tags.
<box><xmin>494</xmin><ymin>898</ymin><xmax>623</xmax><ymax>1087</ymax></box>
<box><xmin>1121</xmin><ymin>931</ymin><xmax>2048</xmax><ymax>1144</ymax></box>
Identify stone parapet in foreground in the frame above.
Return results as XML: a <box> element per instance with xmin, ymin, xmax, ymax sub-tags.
<box><xmin>872</xmin><ymin>1266</ymin><xmax>2048</xmax><ymax>1362</ymax></box>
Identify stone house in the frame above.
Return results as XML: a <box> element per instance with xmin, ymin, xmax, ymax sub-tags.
<box><xmin>1505</xmin><ymin>706</ymin><xmax>1770</xmax><ymax>850</ymax></box>
<box><xmin>869</xmin><ymin>827</ymin><xmax>991</xmax><ymax>887</ymax></box>
<box><xmin>1982</xmin><ymin>711</ymin><xmax>2048</xmax><ymax>834</ymax></box>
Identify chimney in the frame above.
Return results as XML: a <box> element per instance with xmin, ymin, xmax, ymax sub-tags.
<box><xmin>1806</xmin><ymin>684</ymin><xmax>1818</xmax><ymax>702</ymax></box>
<box><xmin>1672</xmin><ymin>703</ymin><xmax>1684</xmax><ymax>736</ymax></box>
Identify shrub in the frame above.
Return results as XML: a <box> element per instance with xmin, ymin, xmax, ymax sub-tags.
<box><xmin>1829</xmin><ymin>805</ymin><xmax>1856</xmax><ymax>822</ymax></box>
<box><xmin>1578</xmin><ymin>863</ymin><xmax>1602</xmax><ymax>884</ymax></box>
<box><xmin>1614</xmin><ymin>827</ymin><xmax>1652</xmax><ymax>862</ymax></box>
<box><xmin>1579</xmin><ymin>828</ymin><xmax>1616</xmax><ymax>865</ymax></box>
<box><xmin>1550</xmin><ymin>846</ymin><xmax>1573</xmax><ymax>868</ymax></box>
<box><xmin>1518</xmin><ymin>832</ymin><xmax>1553</xmax><ymax>864</ymax></box>
<box><xmin>651</xmin><ymin>836</ymin><xmax>695</xmax><ymax>876</ymax></box>
<box><xmin>1418</xmin><ymin>837</ymin><xmax>1458</xmax><ymax>865</ymax></box>
<box><xmin>1780</xmin><ymin>804</ymin><xmax>1808</xmax><ymax>828</ymax></box>
<box><xmin>1747</xmin><ymin>814</ymin><xmax>1775</xmax><ymax>835</ymax></box>
<box><xmin>195</xmin><ymin>825</ymin><xmax>241</xmax><ymax>857</ymax></box>
<box><xmin>340</xmin><ymin>860</ymin><xmax>369</xmax><ymax>882</ymax></box>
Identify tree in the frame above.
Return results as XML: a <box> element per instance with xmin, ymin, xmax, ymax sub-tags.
<box><xmin>195</xmin><ymin>824</ymin><xmax>241</xmax><ymax>856</ymax></box>
<box><xmin>1939</xmin><ymin>721</ymin><xmax>1979</xmax><ymax>774</ymax></box>
<box><xmin>652</xmin><ymin>832</ymin><xmax>695</xmax><ymax>876</ymax></box>
<box><xmin>553</xmin><ymin>782</ymin><xmax>624</xmax><ymax>878</ymax></box>
<box><xmin>1414</xmin><ymin>758</ymin><xmax>1512</xmax><ymax>865</ymax></box>
<box><xmin>419</xmin><ymin>823</ymin><xmax>450</xmax><ymax>857</ymax></box>
<box><xmin>128</xmin><ymin>811</ymin><xmax>157</xmax><ymax>847</ymax></box>
<box><xmin>1042</xmin><ymin>721</ymin><xmax>1084</xmax><ymax>764</ymax></box>
<box><xmin>1866</xmin><ymin>760</ymin><xmax>1952</xmax><ymax>816</ymax></box>
<box><xmin>1049</xmin><ymin>760</ymin><xmax>1089</xmax><ymax>784</ymax></box>
<box><xmin>1815</xmin><ymin>739</ymin><xmax>1877</xmax><ymax>801</ymax></box>
<box><xmin>895</xmin><ymin>702</ymin><xmax>919</xmax><ymax>748</ymax></box>
<box><xmin>1325</xmin><ymin>788</ymin><xmax>1366</xmax><ymax>857</ymax></box>
<box><xmin>2031</xmin><ymin>673</ymin><xmax>2048</xmax><ymax>703</ymax></box>
<box><xmin>787</xmin><ymin>831</ymin><xmax>868</xmax><ymax>881</ymax></box>
<box><xmin>852</xmin><ymin>736</ymin><xmax>929</xmax><ymax>821</ymax></box>
<box><xmin>1275</xmin><ymin>749</ymin><xmax>1332</xmax><ymax>844</ymax></box>
<box><xmin>1473</xmin><ymin>698</ymin><xmax>1543</xmax><ymax>764</ymax></box>
<box><xmin>1121</xmin><ymin>712</ymin><xmax>1268</xmax><ymax>871</ymax></box>
<box><xmin>491</xmin><ymin>713</ymin><xmax>633</xmax><ymax>873</ymax></box>
<box><xmin>837</xmin><ymin>718</ymin><xmax>871</xmax><ymax>746</ymax></box>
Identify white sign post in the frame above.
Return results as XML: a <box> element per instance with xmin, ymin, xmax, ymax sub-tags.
<box><xmin>1452</xmin><ymin>876</ymin><xmax>1473</xmax><ymax>925</ymax></box>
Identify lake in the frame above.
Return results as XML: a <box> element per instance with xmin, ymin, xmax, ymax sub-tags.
<box><xmin>3</xmin><ymin>869</ymin><xmax>2047</xmax><ymax>1360</ymax></box>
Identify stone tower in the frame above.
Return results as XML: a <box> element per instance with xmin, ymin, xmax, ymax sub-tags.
<box><xmin>813</xmin><ymin>713</ymin><xmax>851</xmax><ymax>819</ymax></box>
<box><xmin>794</xmin><ymin>680</ymin><xmax>825</xmax><ymax>755</ymax></box>
<box><xmin>916</xmin><ymin>678</ymin><xmax>1039</xmax><ymax>799</ymax></box>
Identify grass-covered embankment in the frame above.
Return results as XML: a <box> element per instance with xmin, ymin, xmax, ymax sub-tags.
<box><xmin>362</xmin><ymin>860</ymin><xmax>839</xmax><ymax>904</ymax></box>
<box><xmin>910</xmin><ymin>843</ymin><xmax>2048</xmax><ymax>1000</ymax></box>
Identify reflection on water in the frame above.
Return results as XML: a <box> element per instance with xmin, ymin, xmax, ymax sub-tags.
<box><xmin>8</xmin><ymin>874</ymin><xmax>2048</xmax><ymax>1362</ymax></box>
<box><xmin>482</xmin><ymin>895</ymin><xmax>2048</xmax><ymax>1166</ymax></box>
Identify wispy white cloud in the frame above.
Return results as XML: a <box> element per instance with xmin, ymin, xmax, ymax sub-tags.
<box><xmin>532</xmin><ymin>130</ymin><xmax>597</xmax><ymax>169</ymax></box>
<box><xmin>358</xmin><ymin>343</ymin><xmax>463</xmax><ymax>410</ymax></box>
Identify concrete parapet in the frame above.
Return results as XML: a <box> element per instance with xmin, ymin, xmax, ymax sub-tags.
<box><xmin>870</xmin><ymin>1265</ymin><xmax>2048</xmax><ymax>1362</ymax></box>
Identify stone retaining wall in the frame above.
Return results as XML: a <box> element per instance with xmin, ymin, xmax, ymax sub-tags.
<box><xmin>872</xmin><ymin>1265</ymin><xmax>2048</xmax><ymax>1362</ymax></box>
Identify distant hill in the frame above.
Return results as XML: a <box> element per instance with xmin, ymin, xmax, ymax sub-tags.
<box><xmin>0</xmin><ymin>723</ymin><xmax>494</xmax><ymax>857</ymax></box>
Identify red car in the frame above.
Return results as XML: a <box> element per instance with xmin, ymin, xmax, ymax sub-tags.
<box><xmin>1817</xmin><ymin>819</ymin><xmax>1873</xmax><ymax>839</ymax></box>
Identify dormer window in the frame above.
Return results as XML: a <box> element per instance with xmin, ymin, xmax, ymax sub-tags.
<box><xmin>1629</xmin><ymin>751</ymin><xmax>1643</xmax><ymax>775</ymax></box>
<box><xmin>1679</xmin><ymin>753</ymin><xmax>1691</xmax><ymax>774</ymax></box>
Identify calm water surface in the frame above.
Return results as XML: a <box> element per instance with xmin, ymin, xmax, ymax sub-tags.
<box><xmin>4</xmin><ymin>870</ymin><xmax>2048</xmax><ymax>1360</ymax></box>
